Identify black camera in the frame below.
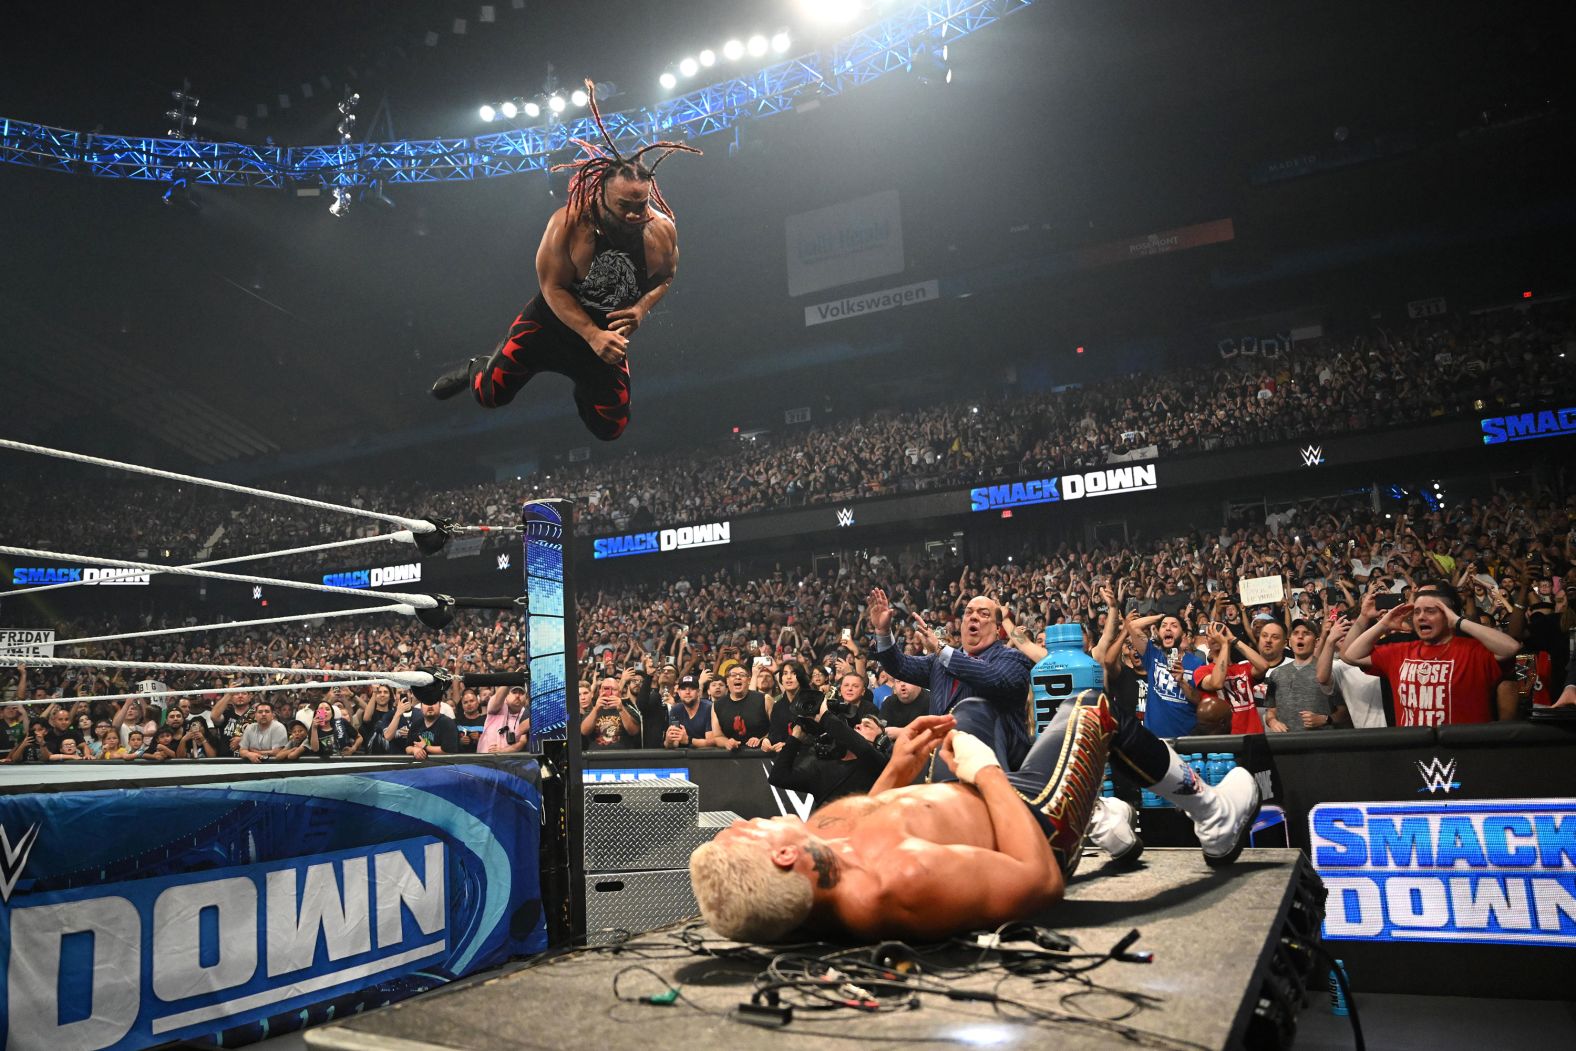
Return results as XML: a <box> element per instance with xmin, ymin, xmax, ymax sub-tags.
<box><xmin>790</xmin><ymin>692</ymin><xmax>823</xmax><ymax>732</ymax></box>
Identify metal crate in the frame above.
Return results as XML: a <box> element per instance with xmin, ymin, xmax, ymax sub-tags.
<box><xmin>583</xmin><ymin>869</ymin><xmax>698</xmax><ymax>944</ymax></box>
<box><xmin>584</xmin><ymin>779</ymin><xmax>711</xmax><ymax>872</ymax></box>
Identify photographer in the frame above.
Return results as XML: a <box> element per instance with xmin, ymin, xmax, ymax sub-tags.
<box><xmin>766</xmin><ymin>696</ymin><xmax>891</xmax><ymax>811</ymax></box>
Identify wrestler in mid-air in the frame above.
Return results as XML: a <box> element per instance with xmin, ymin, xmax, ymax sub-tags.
<box><xmin>431</xmin><ymin>79</ymin><xmax>700</xmax><ymax>441</ymax></box>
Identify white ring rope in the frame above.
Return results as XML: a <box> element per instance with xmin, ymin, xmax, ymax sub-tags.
<box><xmin>0</xmin><ymin>652</ymin><xmax>434</xmax><ymax>689</ymax></box>
<box><xmin>0</xmin><ymin>544</ymin><xmax>437</xmax><ymax>609</ymax></box>
<box><xmin>0</xmin><ymin>438</ymin><xmax>437</xmax><ymax>534</ymax></box>
<box><xmin>0</xmin><ymin>603</ymin><xmax>417</xmax><ymax>653</ymax></box>
<box><xmin>2</xmin><ymin>530</ymin><xmax>416</xmax><ymax>600</ymax></box>
<box><xmin>10</xmin><ymin>677</ymin><xmax>407</xmax><ymax>708</ymax></box>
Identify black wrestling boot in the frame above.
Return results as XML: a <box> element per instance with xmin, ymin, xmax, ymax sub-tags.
<box><xmin>430</xmin><ymin>357</ymin><xmax>480</xmax><ymax>400</ymax></box>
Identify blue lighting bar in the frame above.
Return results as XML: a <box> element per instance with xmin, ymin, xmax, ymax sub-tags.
<box><xmin>0</xmin><ymin>1</ymin><xmax>1031</xmax><ymax>190</ymax></box>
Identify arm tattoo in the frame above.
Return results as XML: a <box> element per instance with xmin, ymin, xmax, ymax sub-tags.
<box><xmin>806</xmin><ymin>841</ymin><xmax>840</xmax><ymax>889</ymax></box>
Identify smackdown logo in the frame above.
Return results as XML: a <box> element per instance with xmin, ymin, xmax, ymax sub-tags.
<box><xmin>10</xmin><ymin>567</ymin><xmax>151</xmax><ymax>587</ymax></box>
<box><xmin>322</xmin><ymin>563</ymin><xmax>423</xmax><ymax>589</ymax></box>
<box><xmin>4</xmin><ymin>839</ymin><xmax>447</xmax><ymax>1048</ymax></box>
<box><xmin>1480</xmin><ymin>407</ymin><xmax>1576</xmax><ymax>445</ymax></box>
<box><xmin>592</xmin><ymin>521</ymin><xmax>731</xmax><ymax>560</ymax></box>
<box><xmin>1310</xmin><ymin>799</ymin><xmax>1576</xmax><ymax>948</ymax></box>
<box><xmin>970</xmin><ymin>464</ymin><xmax>1157</xmax><ymax>512</ymax></box>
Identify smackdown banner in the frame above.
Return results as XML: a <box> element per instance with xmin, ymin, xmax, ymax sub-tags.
<box><xmin>969</xmin><ymin>463</ymin><xmax>1158</xmax><ymax>512</ymax></box>
<box><xmin>322</xmin><ymin>562</ymin><xmax>423</xmax><ymax>590</ymax></box>
<box><xmin>9</xmin><ymin>567</ymin><xmax>149</xmax><ymax>587</ymax></box>
<box><xmin>0</xmin><ymin>761</ymin><xmax>546</xmax><ymax>1050</ymax></box>
<box><xmin>592</xmin><ymin>521</ymin><xmax>731</xmax><ymax>560</ymax></box>
<box><xmin>1480</xmin><ymin>406</ymin><xmax>1576</xmax><ymax>446</ymax></box>
<box><xmin>1311</xmin><ymin>797</ymin><xmax>1576</xmax><ymax>949</ymax></box>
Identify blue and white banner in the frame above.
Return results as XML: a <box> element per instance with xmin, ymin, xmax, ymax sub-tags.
<box><xmin>969</xmin><ymin>463</ymin><xmax>1158</xmax><ymax>512</ymax></box>
<box><xmin>0</xmin><ymin>761</ymin><xmax>546</xmax><ymax>1050</ymax></box>
<box><xmin>1480</xmin><ymin>407</ymin><xmax>1576</xmax><ymax>446</ymax></box>
<box><xmin>592</xmin><ymin>521</ymin><xmax>731</xmax><ymax>560</ymax></box>
<box><xmin>321</xmin><ymin>562</ymin><xmax>423</xmax><ymax>590</ymax></box>
<box><xmin>1310</xmin><ymin>797</ymin><xmax>1576</xmax><ymax>949</ymax></box>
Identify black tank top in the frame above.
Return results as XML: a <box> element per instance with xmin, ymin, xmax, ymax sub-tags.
<box><xmin>569</xmin><ymin>213</ymin><xmax>653</xmax><ymax>320</ymax></box>
<box><xmin>715</xmin><ymin>691</ymin><xmax>770</xmax><ymax>742</ymax></box>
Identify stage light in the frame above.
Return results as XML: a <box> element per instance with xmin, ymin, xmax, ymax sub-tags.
<box><xmin>336</xmin><ymin>95</ymin><xmax>360</xmax><ymax>115</ymax></box>
<box><xmin>171</xmin><ymin>90</ymin><xmax>201</xmax><ymax>108</ymax></box>
<box><xmin>1076</xmin><ymin>345</ymin><xmax>1084</xmax><ymax>354</ymax></box>
<box><xmin>699</xmin><ymin>48</ymin><xmax>717</xmax><ymax>67</ymax></box>
<box><xmin>659</xmin><ymin>71</ymin><xmax>677</xmax><ymax>90</ymax></box>
<box><xmin>571</xmin><ymin>88</ymin><xmax>588</xmax><ymax>106</ymax></box>
<box><xmin>500</xmin><ymin>100</ymin><xmax>518</xmax><ymax>118</ymax></box>
<box><xmin>747</xmin><ymin>34</ymin><xmax>768</xmax><ymax>57</ymax></box>
<box><xmin>678</xmin><ymin>56</ymin><xmax>699</xmax><ymax>77</ymax></box>
<box><xmin>548</xmin><ymin>94</ymin><xmax>566</xmax><ymax>113</ymax></box>
<box><xmin>723</xmin><ymin>39</ymin><xmax>745</xmax><ymax>60</ymax></box>
<box><xmin>523</xmin><ymin>100</ymin><xmax>541</xmax><ymax>117</ymax></box>
<box><xmin>771</xmin><ymin>32</ymin><xmax>791</xmax><ymax>54</ymax></box>
<box><xmin>1522</xmin><ymin>290</ymin><xmax>1533</xmax><ymax>299</ymax></box>
<box><xmin>479</xmin><ymin>104</ymin><xmax>497</xmax><ymax>122</ymax></box>
<box><xmin>329</xmin><ymin>187</ymin><xmax>351</xmax><ymax>219</ymax></box>
<box><xmin>797</xmin><ymin>0</ymin><xmax>863</xmax><ymax>26</ymax></box>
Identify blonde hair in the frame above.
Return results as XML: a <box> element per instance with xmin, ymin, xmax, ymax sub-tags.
<box><xmin>689</xmin><ymin>840</ymin><xmax>813</xmax><ymax>942</ymax></box>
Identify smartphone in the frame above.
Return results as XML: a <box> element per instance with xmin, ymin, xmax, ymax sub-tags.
<box><xmin>1375</xmin><ymin>593</ymin><xmax>1403</xmax><ymax>612</ymax></box>
<box><xmin>841</xmin><ymin>628</ymin><xmax>852</xmax><ymax>642</ymax></box>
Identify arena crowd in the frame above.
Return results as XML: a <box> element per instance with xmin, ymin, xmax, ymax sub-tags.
<box><xmin>2</xmin><ymin>303</ymin><xmax>1571</xmax><ymax>564</ymax></box>
<box><xmin>4</xmin><ymin>484</ymin><xmax>1571</xmax><ymax>764</ymax></box>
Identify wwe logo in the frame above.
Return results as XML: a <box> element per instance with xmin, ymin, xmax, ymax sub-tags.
<box><xmin>252</xmin><ymin>586</ymin><xmax>263</xmax><ymax>600</ymax></box>
<box><xmin>1416</xmin><ymin>756</ymin><xmax>1461</xmax><ymax>794</ymax></box>
<box><xmin>836</xmin><ymin>507</ymin><xmax>855</xmax><ymax>528</ymax></box>
<box><xmin>0</xmin><ymin>823</ymin><xmax>39</xmax><ymax>903</ymax></box>
<box><xmin>1299</xmin><ymin>445</ymin><xmax>1325</xmax><ymax>467</ymax></box>
<box><xmin>496</xmin><ymin>554</ymin><xmax>512</xmax><ymax>571</ymax></box>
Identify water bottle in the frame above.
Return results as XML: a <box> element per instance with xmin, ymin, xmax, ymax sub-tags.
<box><xmin>1328</xmin><ymin>959</ymin><xmax>1349</xmax><ymax>1016</ymax></box>
<box><xmin>1030</xmin><ymin>624</ymin><xmax>1104</xmax><ymax>733</ymax></box>
<box><xmin>1205</xmin><ymin>752</ymin><xmax>1225</xmax><ymax>785</ymax></box>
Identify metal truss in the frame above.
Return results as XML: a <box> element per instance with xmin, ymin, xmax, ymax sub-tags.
<box><xmin>0</xmin><ymin>1</ymin><xmax>1032</xmax><ymax>191</ymax></box>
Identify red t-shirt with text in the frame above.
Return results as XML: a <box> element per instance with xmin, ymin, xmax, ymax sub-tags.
<box><xmin>1192</xmin><ymin>661</ymin><xmax>1266</xmax><ymax>734</ymax></box>
<box><xmin>1366</xmin><ymin>635</ymin><xmax>1501</xmax><ymax>727</ymax></box>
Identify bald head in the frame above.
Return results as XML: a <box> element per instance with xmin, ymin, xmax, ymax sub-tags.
<box><xmin>959</xmin><ymin>595</ymin><xmax>1002</xmax><ymax>655</ymax></box>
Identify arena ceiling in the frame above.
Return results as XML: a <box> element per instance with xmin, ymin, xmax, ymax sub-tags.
<box><xmin>0</xmin><ymin>1</ymin><xmax>1569</xmax><ymax>472</ymax></box>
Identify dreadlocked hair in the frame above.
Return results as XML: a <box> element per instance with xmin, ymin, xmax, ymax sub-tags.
<box><xmin>550</xmin><ymin>79</ymin><xmax>702</xmax><ymax>222</ymax></box>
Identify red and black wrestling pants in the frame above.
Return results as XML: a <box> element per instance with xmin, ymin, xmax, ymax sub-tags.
<box><xmin>471</xmin><ymin>297</ymin><xmax>631</xmax><ymax>441</ymax></box>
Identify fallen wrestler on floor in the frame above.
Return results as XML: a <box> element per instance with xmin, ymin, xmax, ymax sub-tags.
<box><xmin>689</xmin><ymin>690</ymin><xmax>1261</xmax><ymax>943</ymax></box>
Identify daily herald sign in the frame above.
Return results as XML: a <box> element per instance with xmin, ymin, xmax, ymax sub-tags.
<box><xmin>969</xmin><ymin>464</ymin><xmax>1158</xmax><ymax>512</ymax></box>
<box><xmin>592</xmin><ymin>521</ymin><xmax>731</xmax><ymax>560</ymax></box>
<box><xmin>2</xmin><ymin>838</ymin><xmax>447</xmax><ymax>1049</ymax></box>
<box><xmin>1310</xmin><ymin>799</ymin><xmax>1576</xmax><ymax>948</ymax></box>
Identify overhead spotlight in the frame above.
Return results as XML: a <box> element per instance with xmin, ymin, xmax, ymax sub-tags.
<box><xmin>171</xmin><ymin>90</ymin><xmax>201</xmax><ymax>108</ymax></box>
<box><xmin>747</xmin><ymin>35</ymin><xmax>768</xmax><ymax>57</ymax></box>
<box><xmin>548</xmin><ymin>94</ymin><xmax>566</xmax><ymax>113</ymax></box>
<box><xmin>164</xmin><ymin>110</ymin><xmax>197</xmax><ymax>127</ymax></box>
<box><xmin>522</xmin><ymin>100</ymin><xmax>541</xmax><ymax>117</ymax></box>
<box><xmin>570</xmin><ymin>87</ymin><xmax>588</xmax><ymax>106</ymax></box>
<box><xmin>723</xmin><ymin>39</ymin><xmax>745</xmax><ymax>61</ymax></box>
<box><xmin>479</xmin><ymin>104</ymin><xmax>497</xmax><ymax>122</ymax></box>
<box><xmin>500</xmin><ymin>100</ymin><xmax>518</xmax><ymax>118</ymax></box>
<box><xmin>797</xmin><ymin>0</ymin><xmax>864</xmax><ymax>26</ymax></box>
<box><xmin>678</xmin><ymin>56</ymin><xmax>699</xmax><ymax>77</ymax></box>
<box><xmin>910</xmin><ymin>47</ymin><xmax>951</xmax><ymax>86</ymax></box>
<box><xmin>336</xmin><ymin>119</ymin><xmax>355</xmax><ymax>137</ymax></box>
<box><xmin>771</xmin><ymin>32</ymin><xmax>791</xmax><ymax>54</ymax></box>
<box><xmin>362</xmin><ymin>181</ymin><xmax>395</xmax><ymax>210</ymax></box>
<box><xmin>336</xmin><ymin>95</ymin><xmax>360</xmax><ymax>115</ymax></box>
<box><xmin>659</xmin><ymin>71</ymin><xmax>677</xmax><ymax>90</ymax></box>
<box><xmin>329</xmin><ymin>187</ymin><xmax>351</xmax><ymax>218</ymax></box>
<box><xmin>699</xmin><ymin>48</ymin><xmax>717</xmax><ymax>67</ymax></box>
<box><xmin>161</xmin><ymin>176</ymin><xmax>199</xmax><ymax>211</ymax></box>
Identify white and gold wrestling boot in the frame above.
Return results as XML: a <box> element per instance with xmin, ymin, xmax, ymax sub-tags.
<box><xmin>1086</xmin><ymin>796</ymin><xmax>1144</xmax><ymax>866</ymax></box>
<box><xmin>1196</xmin><ymin>767</ymin><xmax>1261</xmax><ymax>867</ymax></box>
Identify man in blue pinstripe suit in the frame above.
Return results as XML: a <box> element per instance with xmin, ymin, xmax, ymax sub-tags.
<box><xmin>866</xmin><ymin>587</ymin><xmax>1033</xmax><ymax>782</ymax></box>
